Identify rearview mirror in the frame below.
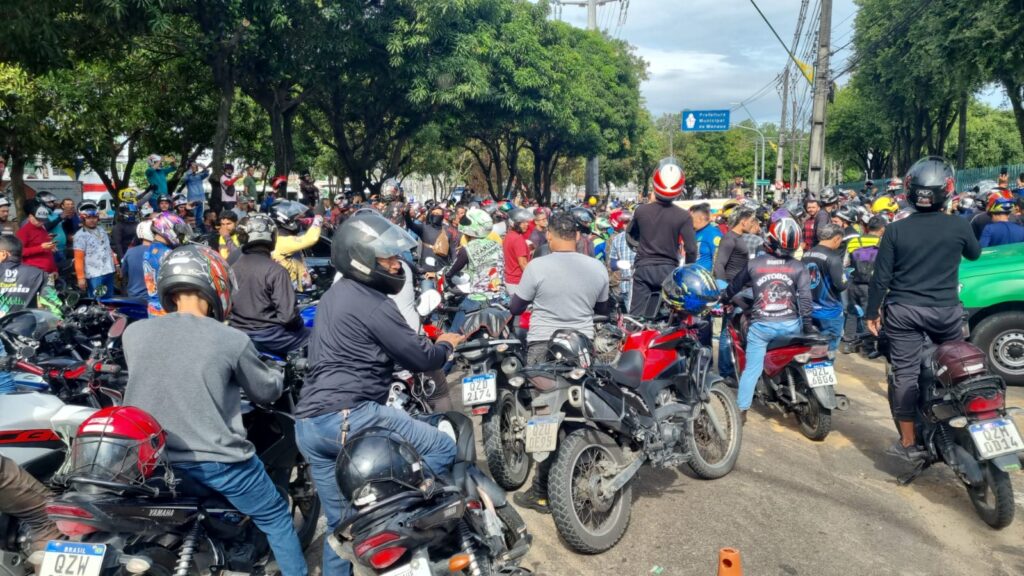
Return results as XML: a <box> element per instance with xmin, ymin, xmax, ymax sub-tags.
<box><xmin>108</xmin><ymin>316</ymin><xmax>128</xmax><ymax>339</ymax></box>
<box><xmin>65</xmin><ymin>292</ymin><xmax>80</xmax><ymax>308</ymax></box>
<box><xmin>416</xmin><ymin>289</ymin><xmax>443</xmax><ymax>317</ymax></box>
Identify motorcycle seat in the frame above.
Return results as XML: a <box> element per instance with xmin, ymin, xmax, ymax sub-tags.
<box><xmin>607</xmin><ymin>350</ymin><xmax>644</xmax><ymax>388</ymax></box>
<box><xmin>767</xmin><ymin>334</ymin><xmax>828</xmax><ymax>350</ymax></box>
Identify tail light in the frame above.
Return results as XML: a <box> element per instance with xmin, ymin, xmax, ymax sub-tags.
<box><xmin>355</xmin><ymin>532</ymin><xmax>406</xmax><ymax>569</ymax></box>
<box><xmin>966</xmin><ymin>390</ymin><xmax>1004</xmax><ymax>417</ymax></box>
<box><xmin>794</xmin><ymin>344</ymin><xmax>830</xmax><ymax>364</ymax></box>
<box><xmin>46</xmin><ymin>504</ymin><xmax>99</xmax><ymax>536</ymax></box>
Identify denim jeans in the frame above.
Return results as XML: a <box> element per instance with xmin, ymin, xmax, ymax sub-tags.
<box><xmin>718</xmin><ymin>325</ymin><xmax>735</xmax><ymax>378</ymax></box>
<box><xmin>813</xmin><ymin>314</ymin><xmax>845</xmax><ymax>352</ymax></box>
<box><xmin>87</xmin><ymin>273</ymin><xmax>115</xmax><ymax>298</ymax></box>
<box><xmin>172</xmin><ymin>456</ymin><xmax>307</xmax><ymax>576</ymax></box>
<box><xmin>295</xmin><ymin>402</ymin><xmax>456</xmax><ymax>576</ymax></box>
<box><xmin>737</xmin><ymin>319</ymin><xmax>802</xmax><ymax>410</ymax></box>
<box><xmin>193</xmin><ymin>201</ymin><xmax>206</xmax><ymax>233</ymax></box>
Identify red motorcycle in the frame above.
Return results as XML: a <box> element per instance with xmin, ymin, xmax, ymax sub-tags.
<box><xmin>724</xmin><ymin>306</ymin><xmax>849</xmax><ymax>440</ymax></box>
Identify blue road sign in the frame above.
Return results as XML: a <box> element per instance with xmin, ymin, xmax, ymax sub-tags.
<box><xmin>681</xmin><ymin>109</ymin><xmax>730</xmax><ymax>132</ymax></box>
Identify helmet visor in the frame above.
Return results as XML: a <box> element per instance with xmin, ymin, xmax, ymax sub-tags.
<box><xmin>351</xmin><ymin>218</ymin><xmax>418</xmax><ymax>258</ymax></box>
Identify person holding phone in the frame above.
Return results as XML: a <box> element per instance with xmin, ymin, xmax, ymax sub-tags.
<box><xmin>15</xmin><ymin>200</ymin><xmax>58</xmax><ymax>276</ymax></box>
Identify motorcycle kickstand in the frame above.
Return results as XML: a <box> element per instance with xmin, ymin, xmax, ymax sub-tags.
<box><xmin>896</xmin><ymin>460</ymin><xmax>929</xmax><ymax>487</ymax></box>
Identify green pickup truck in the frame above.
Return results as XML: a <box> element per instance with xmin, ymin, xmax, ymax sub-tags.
<box><xmin>960</xmin><ymin>242</ymin><xmax>1024</xmax><ymax>386</ymax></box>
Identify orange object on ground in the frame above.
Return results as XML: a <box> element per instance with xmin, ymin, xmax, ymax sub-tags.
<box><xmin>718</xmin><ymin>548</ymin><xmax>742</xmax><ymax>576</ymax></box>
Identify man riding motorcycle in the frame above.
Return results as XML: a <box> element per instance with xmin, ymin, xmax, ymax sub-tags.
<box><xmin>294</xmin><ymin>212</ymin><xmax>464</xmax><ymax>575</ymax></box>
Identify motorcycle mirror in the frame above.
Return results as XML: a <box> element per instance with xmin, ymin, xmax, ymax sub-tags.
<box><xmin>416</xmin><ymin>289</ymin><xmax>443</xmax><ymax>317</ymax></box>
<box><xmin>616</xmin><ymin>260</ymin><xmax>632</xmax><ymax>271</ymax></box>
<box><xmin>107</xmin><ymin>316</ymin><xmax>128</xmax><ymax>339</ymax></box>
<box><xmin>65</xmin><ymin>292</ymin><xmax>80</xmax><ymax>308</ymax></box>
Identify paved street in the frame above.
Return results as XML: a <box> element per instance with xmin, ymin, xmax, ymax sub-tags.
<box><xmin>308</xmin><ymin>352</ymin><xmax>1024</xmax><ymax>576</ymax></box>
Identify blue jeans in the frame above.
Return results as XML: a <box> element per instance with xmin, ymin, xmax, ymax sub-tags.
<box><xmin>172</xmin><ymin>456</ymin><xmax>307</xmax><ymax>576</ymax></box>
<box><xmin>813</xmin><ymin>314</ymin><xmax>845</xmax><ymax>352</ymax></box>
<box><xmin>192</xmin><ymin>202</ymin><xmax>206</xmax><ymax>233</ymax></box>
<box><xmin>737</xmin><ymin>319</ymin><xmax>802</xmax><ymax>410</ymax></box>
<box><xmin>88</xmin><ymin>273</ymin><xmax>115</xmax><ymax>298</ymax></box>
<box><xmin>296</xmin><ymin>402</ymin><xmax>456</xmax><ymax>576</ymax></box>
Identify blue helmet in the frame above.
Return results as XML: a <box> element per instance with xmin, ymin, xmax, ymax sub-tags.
<box><xmin>661</xmin><ymin>265</ymin><xmax>720</xmax><ymax>315</ymax></box>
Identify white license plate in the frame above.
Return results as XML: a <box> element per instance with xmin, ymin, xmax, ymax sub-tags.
<box><xmin>381</xmin><ymin>557</ymin><xmax>432</xmax><ymax>576</ymax></box>
<box><xmin>39</xmin><ymin>541</ymin><xmax>105</xmax><ymax>576</ymax></box>
<box><xmin>804</xmin><ymin>362</ymin><xmax>838</xmax><ymax>389</ymax></box>
<box><xmin>525</xmin><ymin>415</ymin><xmax>562</xmax><ymax>453</ymax></box>
<box><xmin>462</xmin><ymin>372</ymin><xmax>497</xmax><ymax>406</ymax></box>
<box><xmin>969</xmin><ymin>418</ymin><xmax>1024</xmax><ymax>460</ymax></box>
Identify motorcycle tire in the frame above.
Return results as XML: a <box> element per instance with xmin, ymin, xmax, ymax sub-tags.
<box><xmin>968</xmin><ymin>461</ymin><xmax>1015</xmax><ymax>529</ymax></box>
<box><xmin>548</xmin><ymin>428</ymin><xmax>632</xmax><ymax>554</ymax></box>
<box><xmin>686</xmin><ymin>380</ymin><xmax>743</xmax><ymax>479</ymax></box>
<box><xmin>288</xmin><ymin>458</ymin><xmax>321</xmax><ymax>550</ymax></box>
<box><xmin>482</xmin><ymin>389</ymin><xmax>531</xmax><ymax>491</ymax></box>
<box><xmin>794</xmin><ymin>369</ymin><xmax>832</xmax><ymax>441</ymax></box>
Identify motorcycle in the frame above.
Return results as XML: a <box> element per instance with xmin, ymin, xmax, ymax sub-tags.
<box><xmin>328</xmin><ymin>412</ymin><xmax>532</xmax><ymax>576</ymax></box>
<box><xmin>43</xmin><ymin>357</ymin><xmax>320</xmax><ymax>575</ymax></box>
<box><xmin>522</xmin><ymin>314</ymin><xmax>742</xmax><ymax>554</ymax></box>
<box><xmin>723</xmin><ymin>303</ymin><xmax>849</xmax><ymax>440</ymax></box>
<box><xmin>884</xmin><ymin>338</ymin><xmax>1024</xmax><ymax>529</ymax></box>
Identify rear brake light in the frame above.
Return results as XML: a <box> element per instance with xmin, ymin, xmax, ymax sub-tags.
<box><xmin>466</xmin><ymin>499</ymin><xmax>482</xmax><ymax>510</ymax></box>
<box><xmin>355</xmin><ymin>532</ymin><xmax>400</xmax><ymax>558</ymax></box>
<box><xmin>809</xmin><ymin>345</ymin><xmax>829</xmax><ymax>358</ymax></box>
<box><xmin>55</xmin><ymin>521</ymin><xmax>98</xmax><ymax>536</ymax></box>
<box><xmin>369</xmin><ymin>547</ymin><xmax>407</xmax><ymax>570</ymax></box>
<box><xmin>966</xmin><ymin>391</ymin><xmax>1004</xmax><ymax>414</ymax></box>
<box><xmin>46</xmin><ymin>504</ymin><xmax>93</xmax><ymax>519</ymax></box>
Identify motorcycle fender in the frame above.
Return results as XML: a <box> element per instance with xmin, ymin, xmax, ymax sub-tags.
<box><xmin>951</xmin><ymin>443</ymin><xmax>984</xmax><ymax>486</ymax></box>
<box><xmin>468</xmin><ymin>466</ymin><xmax>509</xmax><ymax>507</ymax></box>
<box><xmin>811</xmin><ymin>385</ymin><xmax>839</xmax><ymax>410</ymax></box>
<box><xmin>991</xmin><ymin>453</ymin><xmax>1022</xmax><ymax>473</ymax></box>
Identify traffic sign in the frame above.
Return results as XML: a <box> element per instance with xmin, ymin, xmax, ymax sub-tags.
<box><xmin>755</xmin><ymin>179</ymin><xmax>770</xmax><ymax>186</ymax></box>
<box><xmin>681</xmin><ymin>109</ymin><xmax>730</xmax><ymax>132</ymax></box>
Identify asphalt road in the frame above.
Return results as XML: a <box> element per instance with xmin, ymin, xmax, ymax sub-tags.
<box><xmin>307</xmin><ymin>352</ymin><xmax>1024</xmax><ymax>576</ymax></box>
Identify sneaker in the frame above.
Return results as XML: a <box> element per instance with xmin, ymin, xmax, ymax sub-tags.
<box><xmin>885</xmin><ymin>441</ymin><xmax>926</xmax><ymax>462</ymax></box>
<box><xmin>513</xmin><ymin>488</ymin><xmax>550</xmax><ymax>514</ymax></box>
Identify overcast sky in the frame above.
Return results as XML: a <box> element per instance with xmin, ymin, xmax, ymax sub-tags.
<box><xmin>557</xmin><ymin>0</ymin><xmax>860</xmax><ymax>124</ymax></box>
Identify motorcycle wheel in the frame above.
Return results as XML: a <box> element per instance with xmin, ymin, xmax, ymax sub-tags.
<box><xmin>289</xmin><ymin>458</ymin><xmax>321</xmax><ymax>549</ymax></box>
<box><xmin>794</xmin><ymin>369</ymin><xmax>832</xmax><ymax>441</ymax></box>
<box><xmin>482</xmin><ymin>389</ymin><xmax>531</xmax><ymax>490</ymax></box>
<box><xmin>548</xmin><ymin>428</ymin><xmax>631</xmax><ymax>554</ymax></box>
<box><xmin>968</xmin><ymin>461</ymin><xmax>1015</xmax><ymax>529</ymax></box>
<box><xmin>494</xmin><ymin>504</ymin><xmax>531</xmax><ymax>564</ymax></box>
<box><xmin>686</xmin><ymin>380</ymin><xmax>742</xmax><ymax>479</ymax></box>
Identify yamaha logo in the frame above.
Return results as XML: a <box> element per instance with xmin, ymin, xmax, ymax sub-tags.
<box><xmin>147</xmin><ymin>508</ymin><xmax>174</xmax><ymax>517</ymax></box>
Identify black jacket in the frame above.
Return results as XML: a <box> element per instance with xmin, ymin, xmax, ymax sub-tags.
<box><xmin>296</xmin><ymin>278</ymin><xmax>452</xmax><ymax>417</ymax></box>
<box><xmin>0</xmin><ymin>258</ymin><xmax>52</xmax><ymax>314</ymax></box>
<box><xmin>626</xmin><ymin>201</ymin><xmax>697</xmax><ymax>268</ymax></box>
<box><xmin>228</xmin><ymin>250</ymin><xmax>302</xmax><ymax>333</ymax></box>
<box><xmin>110</xmin><ymin>221</ymin><xmax>138</xmax><ymax>261</ymax></box>
<box><xmin>725</xmin><ymin>253</ymin><xmax>813</xmax><ymax>327</ymax></box>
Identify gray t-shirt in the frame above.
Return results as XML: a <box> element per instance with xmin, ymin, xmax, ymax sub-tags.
<box><xmin>517</xmin><ymin>251</ymin><xmax>609</xmax><ymax>343</ymax></box>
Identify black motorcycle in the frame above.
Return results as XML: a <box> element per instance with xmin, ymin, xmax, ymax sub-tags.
<box><xmin>44</xmin><ymin>362</ymin><xmax>319</xmax><ymax>575</ymax></box>
<box><xmin>329</xmin><ymin>412</ymin><xmax>532</xmax><ymax>576</ymax></box>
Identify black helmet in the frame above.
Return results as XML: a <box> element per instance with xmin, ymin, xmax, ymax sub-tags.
<box><xmin>335</xmin><ymin>427</ymin><xmax>429</xmax><ymax>508</ymax></box>
<box><xmin>835</xmin><ymin>204</ymin><xmax>859</xmax><ymax>224</ymax></box>
<box><xmin>569</xmin><ymin>207</ymin><xmax>594</xmax><ymax>234</ymax></box>
<box><xmin>904</xmin><ymin>156</ymin><xmax>955</xmax><ymax>212</ymax></box>
<box><xmin>783</xmin><ymin>199</ymin><xmax>806</xmax><ymax>221</ymax></box>
<box><xmin>156</xmin><ymin>245</ymin><xmax>236</xmax><ymax>321</ymax></box>
<box><xmin>268</xmin><ymin>199</ymin><xmax>308</xmax><ymax>233</ymax></box>
<box><xmin>331</xmin><ymin>212</ymin><xmax>416</xmax><ymax>295</ymax></box>
<box><xmin>546</xmin><ymin>329</ymin><xmax>593</xmax><ymax>369</ymax></box>
<box><xmin>819</xmin><ymin>186</ymin><xmax>839</xmax><ymax>206</ymax></box>
<box><xmin>236</xmin><ymin>213</ymin><xmax>278</xmax><ymax>251</ymax></box>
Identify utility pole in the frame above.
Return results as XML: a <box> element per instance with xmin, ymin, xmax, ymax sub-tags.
<box><xmin>806</xmin><ymin>0</ymin><xmax>832</xmax><ymax>195</ymax></box>
<box><xmin>556</xmin><ymin>0</ymin><xmax>620</xmax><ymax>199</ymax></box>
<box><xmin>776</xmin><ymin>0</ymin><xmax>810</xmax><ymax>186</ymax></box>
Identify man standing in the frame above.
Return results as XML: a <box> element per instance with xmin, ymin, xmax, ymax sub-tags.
<box><xmin>690</xmin><ymin>203</ymin><xmax>722</xmax><ymax>272</ymax></box>
<box><xmin>713</xmin><ymin>207</ymin><xmax>758</xmax><ymax>376</ymax></box>
<box><xmin>866</xmin><ymin>157</ymin><xmax>981</xmax><ymax>462</ymax></box>
<box><xmin>122</xmin><ymin>222</ymin><xmax>152</xmax><ymax>299</ymax></box>
<box><xmin>529</xmin><ymin>207</ymin><xmax>549</xmax><ymax>256</ymax></box>
<box><xmin>16</xmin><ymin>201</ymin><xmax>57</xmax><ymax>277</ymax></box>
<box><xmin>243</xmin><ymin>166</ymin><xmax>259</xmax><ymax>204</ymax></box>
<box><xmin>803</xmin><ymin>224</ymin><xmax>848</xmax><ymax>351</ymax></box>
<box><xmin>0</xmin><ymin>197</ymin><xmax>17</xmax><ymax>236</ymax></box>
<box><xmin>979</xmin><ymin>196</ymin><xmax>1024</xmax><ymax>248</ymax></box>
<box><xmin>502</xmin><ymin>208</ymin><xmax>533</xmax><ymax>295</ymax></box>
<box><xmin>73</xmin><ymin>201</ymin><xmax>119</xmax><ymax>297</ymax></box>
<box><xmin>842</xmin><ymin>216</ymin><xmax>885</xmax><ymax>352</ymax></box>
<box><xmin>626</xmin><ymin>159</ymin><xmax>697</xmax><ymax>317</ymax></box>
<box><xmin>801</xmin><ymin>197</ymin><xmax>829</xmax><ymax>250</ymax></box>
<box><xmin>183</xmin><ymin>161</ymin><xmax>210</xmax><ymax>232</ymax></box>
<box><xmin>145</xmin><ymin>154</ymin><xmax>176</xmax><ymax>207</ymax></box>
<box><xmin>219</xmin><ymin>164</ymin><xmax>241</xmax><ymax>211</ymax></box>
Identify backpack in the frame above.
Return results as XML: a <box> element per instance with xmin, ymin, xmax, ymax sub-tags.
<box><xmin>429</xmin><ymin>226</ymin><xmax>450</xmax><ymax>257</ymax></box>
<box><xmin>849</xmin><ymin>245</ymin><xmax>879</xmax><ymax>284</ymax></box>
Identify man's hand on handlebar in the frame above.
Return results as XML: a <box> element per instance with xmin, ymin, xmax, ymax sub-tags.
<box><xmin>436</xmin><ymin>332</ymin><xmax>465</xmax><ymax>349</ymax></box>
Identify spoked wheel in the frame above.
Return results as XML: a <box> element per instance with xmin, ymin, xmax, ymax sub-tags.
<box><xmin>686</xmin><ymin>380</ymin><xmax>742</xmax><ymax>479</ymax></box>
<box><xmin>482</xmin><ymin>389</ymin><xmax>531</xmax><ymax>490</ymax></box>
<box><xmin>288</xmin><ymin>457</ymin><xmax>321</xmax><ymax>549</ymax></box>
<box><xmin>548</xmin><ymin>429</ymin><xmax>631</xmax><ymax>554</ymax></box>
<box><xmin>968</xmin><ymin>461</ymin><xmax>1015</xmax><ymax>529</ymax></box>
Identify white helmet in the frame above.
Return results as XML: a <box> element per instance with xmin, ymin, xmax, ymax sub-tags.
<box><xmin>147</xmin><ymin>154</ymin><xmax>162</xmax><ymax>168</ymax></box>
<box><xmin>136</xmin><ymin>221</ymin><xmax>155</xmax><ymax>243</ymax></box>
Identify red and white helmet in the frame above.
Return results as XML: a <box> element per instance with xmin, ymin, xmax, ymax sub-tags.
<box><xmin>652</xmin><ymin>159</ymin><xmax>685</xmax><ymax>202</ymax></box>
<box><xmin>767</xmin><ymin>217</ymin><xmax>801</xmax><ymax>256</ymax></box>
<box><xmin>609</xmin><ymin>208</ymin><xmax>633</xmax><ymax>232</ymax></box>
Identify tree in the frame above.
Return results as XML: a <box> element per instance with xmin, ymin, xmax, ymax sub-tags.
<box><xmin>0</xmin><ymin>64</ymin><xmax>51</xmax><ymax>216</ymax></box>
<box><xmin>826</xmin><ymin>84</ymin><xmax>893</xmax><ymax>178</ymax></box>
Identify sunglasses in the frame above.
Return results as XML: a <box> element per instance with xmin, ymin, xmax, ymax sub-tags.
<box><xmin>81</xmin><ymin>211</ymin><xmax>99</xmax><ymax>218</ymax></box>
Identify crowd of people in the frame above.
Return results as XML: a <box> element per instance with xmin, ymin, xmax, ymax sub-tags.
<box><xmin>0</xmin><ymin>152</ymin><xmax>1010</xmax><ymax>575</ymax></box>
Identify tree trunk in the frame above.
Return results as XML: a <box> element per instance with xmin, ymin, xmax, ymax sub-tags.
<box><xmin>956</xmin><ymin>93</ymin><xmax>968</xmax><ymax>169</ymax></box>
<box><xmin>210</xmin><ymin>52</ymin><xmax>235</xmax><ymax>196</ymax></box>
<box><xmin>10</xmin><ymin>156</ymin><xmax>28</xmax><ymax>221</ymax></box>
<box><xmin>1002</xmin><ymin>77</ymin><xmax>1024</xmax><ymax>158</ymax></box>
<box><xmin>283</xmin><ymin>105</ymin><xmax>298</xmax><ymax>174</ymax></box>
<box><xmin>269</xmin><ymin>102</ymin><xmax>288</xmax><ymax>178</ymax></box>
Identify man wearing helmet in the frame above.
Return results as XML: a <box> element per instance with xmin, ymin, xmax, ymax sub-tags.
<box><xmin>722</xmin><ymin>217</ymin><xmax>813</xmax><ymax>422</ymax></box>
<box><xmin>123</xmin><ymin>244</ymin><xmax>308</xmax><ymax>576</ymax></box>
<box><xmin>0</xmin><ymin>196</ymin><xmax>16</xmax><ymax>236</ymax></box>
<box><xmin>144</xmin><ymin>154</ymin><xmax>176</xmax><ymax>208</ymax></box>
<box><xmin>608</xmin><ymin>208</ymin><xmax>636</xmax><ymax>310</ymax></box>
<box><xmin>229</xmin><ymin>215</ymin><xmax>309</xmax><ymax>356</ymax></box>
<box><xmin>15</xmin><ymin>200</ymin><xmax>58</xmax><ymax>277</ymax></box>
<box><xmin>979</xmin><ymin>195</ymin><xmax>1024</xmax><ymax>248</ymax></box>
<box><xmin>445</xmin><ymin>207</ymin><xmax>502</xmax><ymax>331</ymax></box>
<box><xmin>269</xmin><ymin>199</ymin><xmax>323</xmax><ymax>291</ymax></box>
<box><xmin>144</xmin><ymin>213</ymin><xmax>187</xmax><ymax>316</ymax></box>
<box><xmin>73</xmin><ymin>201</ymin><xmax>119</xmax><ymax>297</ymax></box>
<box><xmin>503</xmin><ymin>208</ymin><xmax>534</xmax><ymax>294</ymax></box>
<box><xmin>865</xmin><ymin>156</ymin><xmax>981</xmax><ymax>462</ymax></box>
<box><xmin>626</xmin><ymin>159</ymin><xmax>698</xmax><ymax>317</ymax></box>
<box><xmin>295</xmin><ymin>213</ymin><xmax>463</xmax><ymax>575</ymax></box>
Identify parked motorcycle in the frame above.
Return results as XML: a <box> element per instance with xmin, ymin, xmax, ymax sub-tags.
<box><xmin>522</xmin><ymin>317</ymin><xmax>742</xmax><ymax>554</ymax></box>
<box><xmin>723</xmin><ymin>304</ymin><xmax>849</xmax><ymax>440</ymax></box>
<box><xmin>885</xmin><ymin>338</ymin><xmax>1023</xmax><ymax>528</ymax></box>
<box><xmin>328</xmin><ymin>412</ymin><xmax>532</xmax><ymax>576</ymax></box>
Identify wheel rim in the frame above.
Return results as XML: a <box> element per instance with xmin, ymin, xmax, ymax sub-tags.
<box><xmin>991</xmin><ymin>331</ymin><xmax>1024</xmax><ymax>375</ymax></box>
<box><xmin>570</xmin><ymin>444</ymin><xmax>621</xmax><ymax>534</ymax></box>
<box><xmin>694</xmin><ymin>387</ymin><xmax>736</xmax><ymax>465</ymax></box>
<box><xmin>500</xmin><ymin>397</ymin><xmax>527</xmax><ymax>475</ymax></box>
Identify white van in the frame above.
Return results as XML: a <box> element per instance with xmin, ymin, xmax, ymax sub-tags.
<box><xmin>84</xmin><ymin>191</ymin><xmax>116</xmax><ymax>222</ymax></box>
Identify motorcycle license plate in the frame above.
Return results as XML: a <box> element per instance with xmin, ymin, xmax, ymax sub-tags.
<box><xmin>804</xmin><ymin>362</ymin><xmax>838</xmax><ymax>388</ymax></box>
<box><xmin>525</xmin><ymin>415</ymin><xmax>562</xmax><ymax>453</ymax></box>
<box><xmin>462</xmin><ymin>372</ymin><xmax>497</xmax><ymax>406</ymax></box>
<box><xmin>39</xmin><ymin>541</ymin><xmax>105</xmax><ymax>576</ymax></box>
<box><xmin>381</xmin><ymin>558</ymin><xmax>433</xmax><ymax>576</ymax></box>
<box><xmin>969</xmin><ymin>418</ymin><xmax>1024</xmax><ymax>460</ymax></box>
